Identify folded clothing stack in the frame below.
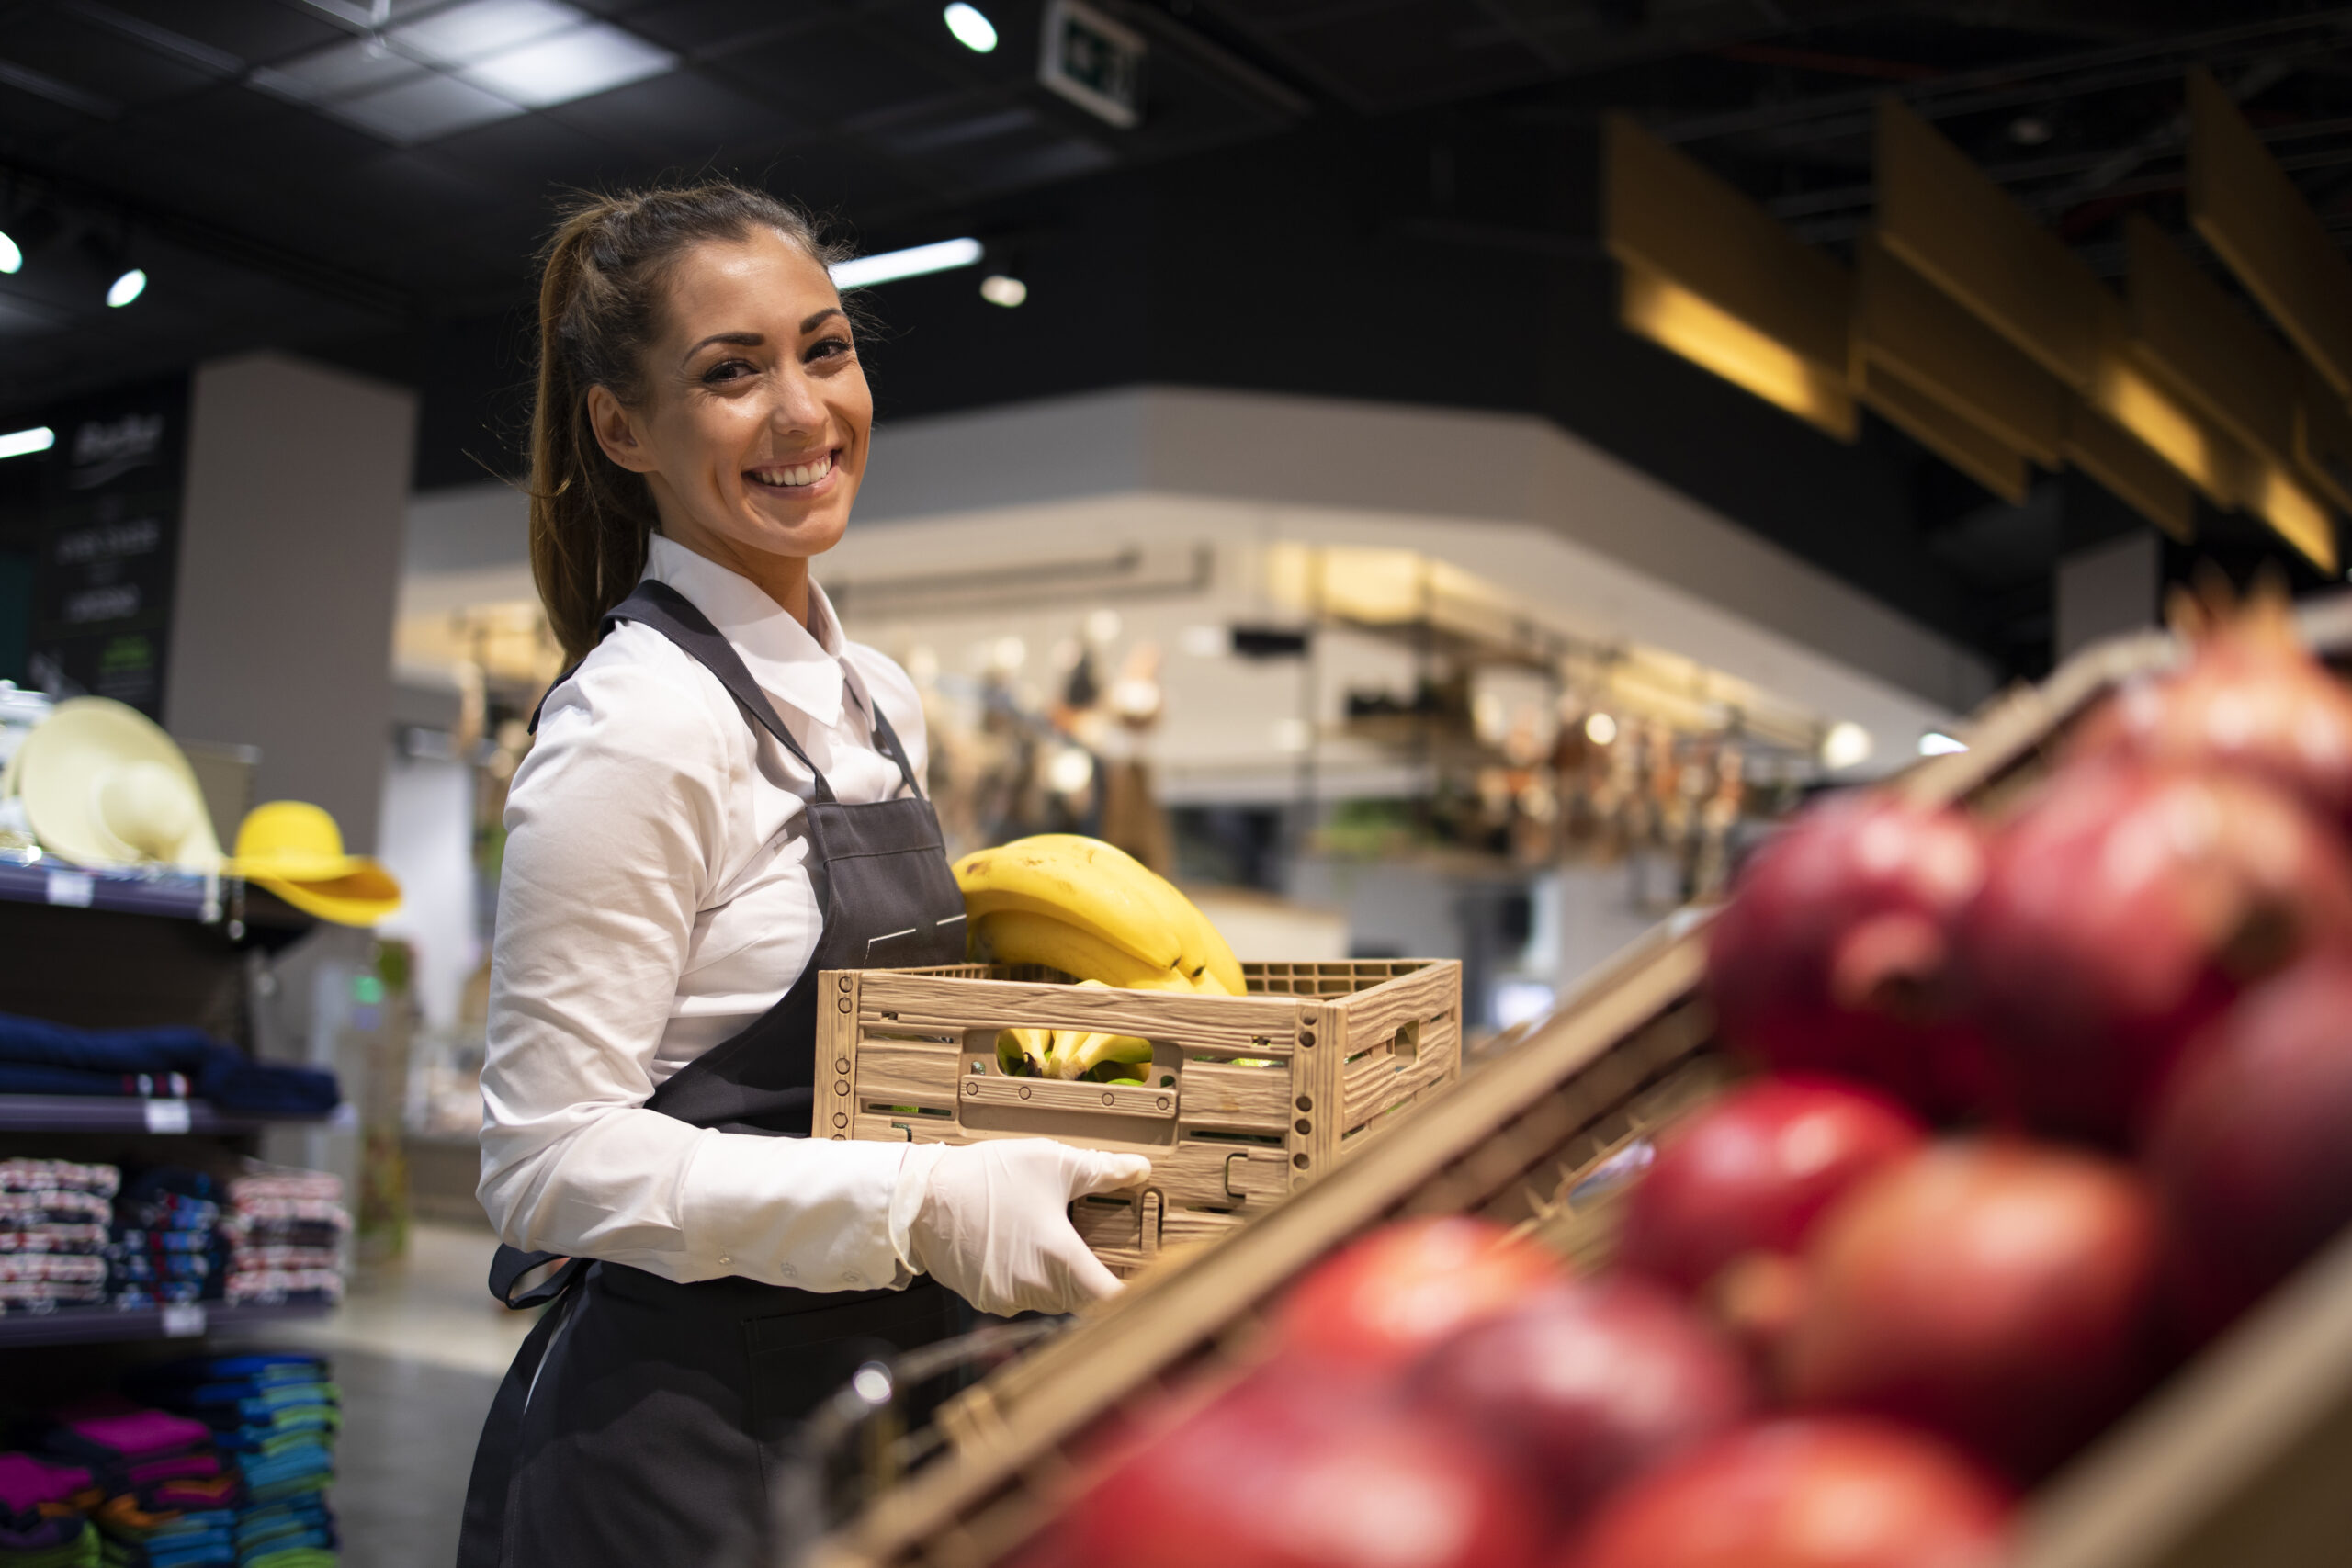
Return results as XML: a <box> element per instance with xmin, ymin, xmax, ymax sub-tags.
<box><xmin>124</xmin><ymin>1358</ymin><xmax>337</xmax><ymax>1568</ymax></box>
<box><xmin>105</xmin><ymin>1173</ymin><xmax>224</xmax><ymax>1311</ymax></box>
<box><xmin>218</xmin><ymin>1178</ymin><xmax>345</xmax><ymax>1310</ymax></box>
<box><xmin>0</xmin><ymin>1453</ymin><xmax>102</xmax><ymax>1568</ymax></box>
<box><xmin>36</xmin><ymin>1399</ymin><xmax>235</xmax><ymax>1568</ymax></box>
<box><xmin>0</xmin><ymin>1016</ymin><xmax>338</xmax><ymax>1116</ymax></box>
<box><xmin>0</xmin><ymin>1163</ymin><xmax>118</xmax><ymax>1316</ymax></box>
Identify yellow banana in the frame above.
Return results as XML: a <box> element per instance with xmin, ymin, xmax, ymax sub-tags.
<box><xmin>1012</xmin><ymin>835</ymin><xmax>1248</xmax><ymax>995</ymax></box>
<box><xmin>996</xmin><ymin>1027</ymin><xmax>1054</xmax><ymax>1077</ymax></box>
<box><xmin>972</xmin><ymin>909</ymin><xmax>1194</xmax><ymax>993</ymax></box>
<box><xmin>955</xmin><ymin>839</ymin><xmax>1184</xmax><ymax>972</ymax></box>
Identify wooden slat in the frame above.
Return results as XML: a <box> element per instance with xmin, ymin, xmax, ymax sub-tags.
<box><xmin>1341</xmin><ymin>1015</ymin><xmax>1462</xmax><ymax>1131</ymax></box>
<box><xmin>961</xmin><ymin>1076</ymin><xmax>1177</xmax><ymax>1119</ymax></box>
<box><xmin>851</xmin><ymin>1042</ymin><xmax>963</xmax><ymax>1108</ymax></box>
<box><xmin>1176</xmin><ymin>1061</ymin><xmax>1292</xmax><ymax>1133</ymax></box>
<box><xmin>1336</xmin><ymin>963</ymin><xmax>1458</xmax><ymax>1051</ymax></box>
<box><xmin>861</xmin><ymin>973</ymin><xmax>1305</xmax><ymax>1052</ymax></box>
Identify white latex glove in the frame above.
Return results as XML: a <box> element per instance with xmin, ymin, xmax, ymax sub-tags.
<box><xmin>889</xmin><ymin>1140</ymin><xmax>1152</xmax><ymax>1316</ymax></box>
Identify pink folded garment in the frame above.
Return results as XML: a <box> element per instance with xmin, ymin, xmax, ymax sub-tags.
<box><xmin>50</xmin><ymin>1399</ymin><xmax>211</xmax><ymax>1461</ymax></box>
<box><xmin>0</xmin><ymin>1452</ymin><xmax>94</xmax><ymax>1512</ymax></box>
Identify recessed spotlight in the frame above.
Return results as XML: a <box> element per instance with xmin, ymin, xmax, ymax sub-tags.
<box><xmin>0</xmin><ymin>230</ymin><xmax>19</xmax><ymax>275</ymax></box>
<box><xmin>0</xmin><ymin>426</ymin><xmax>56</xmax><ymax>461</ymax></box>
<box><xmin>1584</xmin><ymin>711</ymin><xmax>1618</xmax><ymax>746</ymax></box>
<box><xmin>106</xmin><ymin>268</ymin><xmax>147</xmax><ymax>308</ymax></box>
<box><xmin>2008</xmin><ymin>115</ymin><xmax>2052</xmax><ymax>146</ymax></box>
<box><xmin>979</xmin><ymin>273</ymin><xmax>1027</xmax><ymax>307</ymax></box>
<box><xmin>944</xmin><ymin>3</ymin><xmax>999</xmax><ymax>52</ymax></box>
<box><xmin>1917</xmin><ymin>731</ymin><xmax>1969</xmax><ymax>756</ymax></box>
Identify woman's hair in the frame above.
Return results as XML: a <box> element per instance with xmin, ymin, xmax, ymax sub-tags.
<box><xmin>527</xmin><ymin>181</ymin><xmax>852</xmax><ymax>663</ymax></box>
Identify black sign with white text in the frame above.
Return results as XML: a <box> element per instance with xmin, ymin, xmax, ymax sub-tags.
<box><xmin>29</xmin><ymin>378</ymin><xmax>189</xmax><ymax>718</ymax></box>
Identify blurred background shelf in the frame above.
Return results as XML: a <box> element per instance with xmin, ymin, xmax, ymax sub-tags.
<box><xmin>0</xmin><ymin>859</ymin><xmax>220</xmax><ymax>922</ymax></box>
<box><xmin>0</xmin><ymin>1301</ymin><xmax>334</xmax><ymax>1349</ymax></box>
<box><xmin>0</xmin><ymin>1097</ymin><xmax>349</xmax><ymax>1135</ymax></box>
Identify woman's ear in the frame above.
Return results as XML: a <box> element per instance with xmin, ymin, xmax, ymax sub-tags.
<box><xmin>587</xmin><ymin>385</ymin><xmax>654</xmax><ymax>474</ymax></box>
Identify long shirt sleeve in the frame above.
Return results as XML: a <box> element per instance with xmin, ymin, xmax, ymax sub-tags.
<box><xmin>476</xmin><ymin>544</ymin><xmax>933</xmax><ymax>1292</ymax></box>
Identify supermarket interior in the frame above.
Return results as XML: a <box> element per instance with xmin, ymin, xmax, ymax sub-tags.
<box><xmin>5</xmin><ymin>3</ymin><xmax>2352</xmax><ymax>1566</ymax></box>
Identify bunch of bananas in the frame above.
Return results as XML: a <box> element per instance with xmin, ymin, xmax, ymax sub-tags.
<box><xmin>954</xmin><ymin>834</ymin><xmax>1248</xmax><ymax>1082</ymax></box>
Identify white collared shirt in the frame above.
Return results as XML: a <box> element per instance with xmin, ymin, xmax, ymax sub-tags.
<box><xmin>477</xmin><ymin>534</ymin><xmax>923</xmax><ymax>1291</ymax></box>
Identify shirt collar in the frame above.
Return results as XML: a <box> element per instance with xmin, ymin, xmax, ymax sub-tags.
<box><xmin>641</xmin><ymin>533</ymin><xmax>857</xmax><ymax>728</ymax></box>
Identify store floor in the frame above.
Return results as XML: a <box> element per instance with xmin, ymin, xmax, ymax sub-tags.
<box><xmin>231</xmin><ymin>1221</ymin><xmax>536</xmax><ymax>1568</ymax></box>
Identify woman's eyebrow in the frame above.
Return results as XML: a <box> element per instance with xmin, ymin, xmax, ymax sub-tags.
<box><xmin>681</xmin><ymin>331</ymin><xmax>762</xmax><ymax>365</ymax></box>
<box><xmin>800</xmin><ymin>306</ymin><xmax>844</xmax><ymax>333</ymax></box>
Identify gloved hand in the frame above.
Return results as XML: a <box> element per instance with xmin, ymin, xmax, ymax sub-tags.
<box><xmin>890</xmin><ymin>1140</ymin><xmax>1152</xmax><ymax>1317</ymax></box>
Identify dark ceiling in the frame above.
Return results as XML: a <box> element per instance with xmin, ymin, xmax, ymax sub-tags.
<box><xmin>5</xmin><ymin>0</ymin><xmax>2352</xmax><ymax>683</ymax></box>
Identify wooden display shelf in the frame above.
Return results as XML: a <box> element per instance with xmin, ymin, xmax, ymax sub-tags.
<box><xmin>813</xmin><ymin>595</ymin><xmax>2352</xmax><ymax>1568</ymax></box>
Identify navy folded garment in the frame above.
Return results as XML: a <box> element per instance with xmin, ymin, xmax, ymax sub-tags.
<box><xmin>0</xmin><ymin>1015</ymin><xmax>338</xmax><ymax>1115</ymax></box>
<box><xmin>0</xmin><ymin>1063</ymin><xmax>192</xmax><ymax>1099</ymax></box>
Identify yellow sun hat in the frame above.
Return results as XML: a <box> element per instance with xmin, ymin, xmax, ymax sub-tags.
<box><xmin>225</xmin><ymin>800</ymin><xmax>402</xmax><ymax>927</ymax></box>
<box><xmin>7</xmin><ymin>697</ymin><xmax>224</xmax><ymax>872</ymax></box>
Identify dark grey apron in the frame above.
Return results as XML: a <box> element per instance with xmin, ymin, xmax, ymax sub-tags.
<box><xmin>456</xmin><ymin>581</ymin><xmax>968</xmax><ymax>1568</ymax></box>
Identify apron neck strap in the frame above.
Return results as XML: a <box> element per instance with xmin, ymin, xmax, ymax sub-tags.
<box><xmin>597</xmin><ymin>579</ymin><xmax>838</xmax><ymax>804</ymax></box>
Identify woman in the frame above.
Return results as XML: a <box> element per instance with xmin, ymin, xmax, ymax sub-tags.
<box><xmin>457</xmin><ymin>183</ymin><xmax>1148</xmax><ymax>1568</ymax></box>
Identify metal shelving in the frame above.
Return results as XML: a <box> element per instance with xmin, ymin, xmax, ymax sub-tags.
<box><xmin>0</xmin><ymin>1300</ymin><xmax>334</xmax><ymax>1349</ymax></box>
<box><xmin>0</xmin><ymin>1097</ymin><xmax>349</xmax><ymax>1136</ymax></box>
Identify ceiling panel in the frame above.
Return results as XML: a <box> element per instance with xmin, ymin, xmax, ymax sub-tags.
<box><xmin>538</xmin><ymin>63</ymin><xmax>806</xmax><ymax>153</ymax></box>
<box><xmin>1</xmin><ymin>9</ymin><xmax>222</xmax><ymax>107</ymax></box>
<box><xmin>707</xmin><ymin>21</ymin><xmax>968</xmax><ymax>129</ymax></box>
<box><xmin>90</xmin><ymin>0</ymin><xmax>346</xmax><ymax>63</ymax></box>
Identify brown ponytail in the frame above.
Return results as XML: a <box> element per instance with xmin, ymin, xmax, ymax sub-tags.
<box><xmin>527</xmin><ymin>183</ymin><xmax>850</xmax><ymax>662</ymax></box>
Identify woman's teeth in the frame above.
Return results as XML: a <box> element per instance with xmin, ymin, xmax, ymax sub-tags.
<box><xmin>752</xmin><ymin>454</ymin><xmax>833</xmax><ymax>489</ymax></box>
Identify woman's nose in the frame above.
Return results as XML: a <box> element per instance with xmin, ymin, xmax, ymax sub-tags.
<box><xmin>766</xmin><ymin>366</ymin><xmax>826</xmax><ymax>434</ymax></box>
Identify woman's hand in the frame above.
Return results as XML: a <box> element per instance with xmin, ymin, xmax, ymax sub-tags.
<box><xmin>894</xmin><ymin>1141</ymin><xmax>1153</xmax><ymax>1316</ymax></box>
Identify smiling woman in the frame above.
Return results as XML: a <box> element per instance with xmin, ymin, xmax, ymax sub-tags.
<box><xmin>458</xmin><ymin>182</ymin><xmax>1146</xmax><ymax>1568</ymax></box>
<box><xmin>525</xmin><ymin>184</ymin><xmax>865</xmax><ymax>660</ymax></box>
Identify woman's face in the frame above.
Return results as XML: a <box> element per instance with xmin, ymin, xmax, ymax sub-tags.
<box><xmin>588</xmin><ymin>227</ymin><xmax>871</xmax><ymax>583</ymax></box>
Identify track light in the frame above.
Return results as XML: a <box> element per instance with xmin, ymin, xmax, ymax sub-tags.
<box><xmin>0</xmin><ymin>230</ymin><xmax>18</xmax><ymax>274</ymax></box>
<box><xmin>943</xmin><ymin>3</ymin><xmax>998</xmax><ymax>52</ymax></box>
<box><xmin>106</xmin><ymin>268</ymin><xmax>147</xmax><ymax>308</ymax></box>
<box><xmin>978</xmin><ymin>273</ymin><xmax>1027</xmax><ymax>307</ymax></box>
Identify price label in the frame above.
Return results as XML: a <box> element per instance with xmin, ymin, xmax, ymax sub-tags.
<box><xmin>160</xmin><ymin>1303</ymin><xmax>207</xmax><ymax>1338</ymax></box>
<box><xmin>144</xmin><ymin>1100</ymin><xmax>194</xmax><ymax>1134</ymax></box>
<box><xmin>45</xmin><ymin>870</ymin><xmax>94</xmax><ymax>908</ymax></box>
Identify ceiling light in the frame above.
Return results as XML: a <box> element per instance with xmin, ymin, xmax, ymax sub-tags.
<box><xmin>0</xmin><ymin>231</ymin><xmax>18</xmax><ymax>274</ymax></box>
<box><xmin>0</xmin><ymin>426</ymin><xmax>56</xmax><ymax>461</ymax></box>
<box><xmin>979</xmin><ymin>273</ymin><xmax>1027</xmax><ymax>307</ymax></box>
<box><xmin>106</xmin><ymin>269</ymin><xmax>147</xmax><ymax>308</ymax></box>
<box><xmin>1918</xmin><ymin>731</ymin><xmax>1969</xmax><ymax>756</ymax></box>
<box><xmin>943</xmin><ymin>3</ymin><xmax>999</xmax><ymax>52</ymax></box>
<box><xmin>830</xmin><ymin>237</ymin><xmax>984</xmax><ymax>290</ymax></box>
<box><xmin>1821</xmin><ymin>720</ymin><xmax>1874</xmax><ymax>771</ymax></box>
<box><xmin>460</xmin><ymin>22</ymin><xmax>675</xmax><ymax>107</ymax></box>
<box><xmin>1583</xmin><ymin>711</ymin><xmax>1618</xmax><ymax>746</ymax></box>
<box><xmin>331</xmin><ymin>72</ymin><xmax>525</xmax><ymax>143</ymax></box>
<box><xmin>385</xmin><ymin>0</ymin><xmax>581</xmax><ymax>65</ymax></box>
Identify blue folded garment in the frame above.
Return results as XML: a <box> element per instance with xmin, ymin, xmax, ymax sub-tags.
<box><xmin>0</xmin><ymin>1016</ymin><xmax>337</xmax><ymax>1116</ymax></box>
<box><xmin>0</xmin><ymin>1063</ymin><xmax>193</xmax><ymax>1099</ymax></box>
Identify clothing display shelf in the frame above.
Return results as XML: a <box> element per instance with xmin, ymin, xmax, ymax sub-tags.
<box><xmin>0</xmin><ymin>1097</ymin><xmax>348</xmax><ymax>1135</ymax></box>
<box><xmin>0</xmin><ymin>1300</ymin><xmax>331</xmax><ymax>1350</ymax></box>
<box><xmin>0</xmin><ymin>856</ymin><xmax>221</xmax><ymax>921</ymax></box>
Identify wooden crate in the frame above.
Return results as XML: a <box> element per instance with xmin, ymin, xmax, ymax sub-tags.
<box><xmin>817</xmin><ymin>959</ymin><xmax>1462</xmax><ymax>1276</ymax></box>
<box><xmin>813</xmin><ymin>595</ymin><xmax>2352</xmax><ymax>1568</ymax></box>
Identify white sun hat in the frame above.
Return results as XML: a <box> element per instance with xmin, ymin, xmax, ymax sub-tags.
<box><xmin>6</xmin><ymin>697</ymin><xmax>225</xmax><ymax>872</ymax></box>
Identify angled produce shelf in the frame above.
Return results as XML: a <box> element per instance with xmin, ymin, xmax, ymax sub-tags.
<box><xmin>815</xmin><ymin>595</ymin><xmax>2352</xmax><ymax>1568</ymax></box>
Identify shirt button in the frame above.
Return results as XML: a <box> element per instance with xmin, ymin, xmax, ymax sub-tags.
<box><xmin>781</xmin><ymin>1264</ymin><xmax>797</xmax><ymax>1280</ymax></box>
<box><xmin>718</xmin><ymin>1255</ymin><xmax>732</xmax><ymax>1268</ymax></box>
<box><xmin>842</xmin><ymin>1269</ymin><xmax>862</xmax><ymax>1285</ymax></box>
